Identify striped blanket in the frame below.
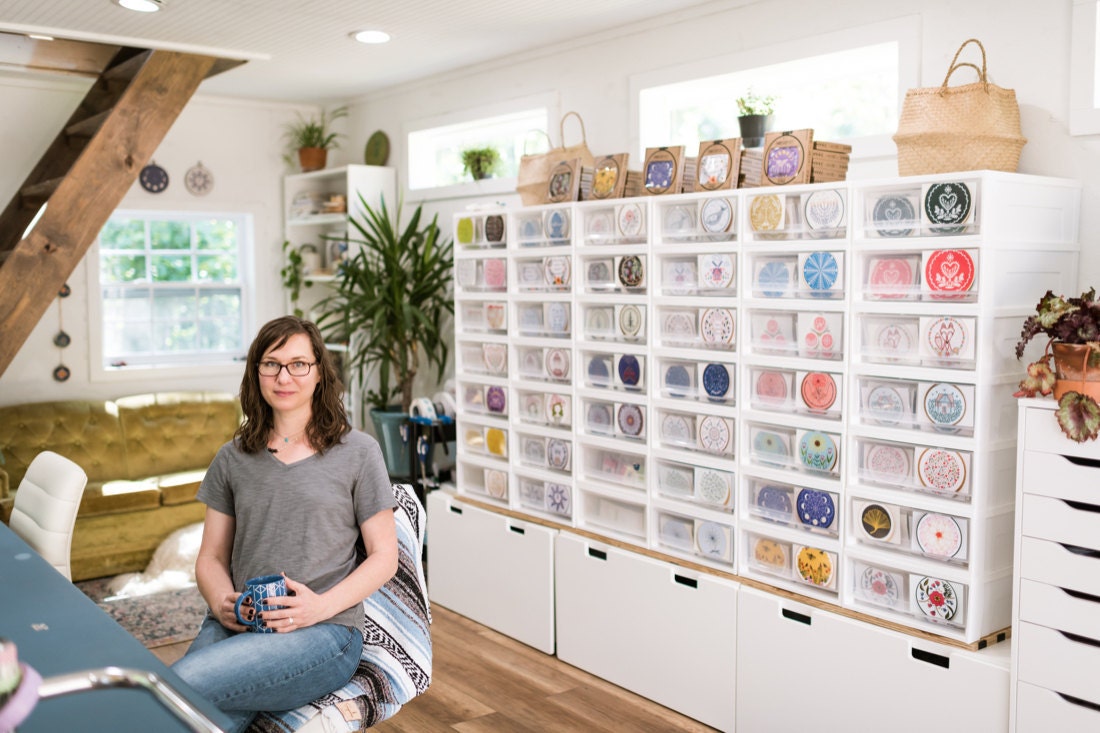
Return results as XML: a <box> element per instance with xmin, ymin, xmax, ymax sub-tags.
<box><xmin>252</xmin><ymin>483</ymin><xmax>433</xmax><ymax>731</ymax></box>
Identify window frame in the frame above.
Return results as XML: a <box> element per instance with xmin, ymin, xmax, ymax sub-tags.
<box><xmin>86</xmin><ymin>206</ymin><xmax>256</xmax><ymax>382</ymax></box>
<box><xmin>1070</xmin><ymin>0</ymin><xmax>1100</xmax><ymax>135</ymax></box>
<box><xmin>628</xmin><ymin>17</ymin><xmax>920</xmax><ymax>164</ymax></box>
<box><xmin>402</xmin><ymin>92</ymin><xmax>559</xmax><ymax>201</ymax></box>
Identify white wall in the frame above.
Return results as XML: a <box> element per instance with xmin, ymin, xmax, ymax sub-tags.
<box><xmin>1</xmin><ymin>0</ymin><xmax>1096</xmax><ymax>406</ymax></box>
<box><xmin>0</xmin><ymin>72</ymin><xmax>319</xmax><ymax>406</ymax></box>
<box><xmin>346</xmin><ymin>0</ymin><xmax>1095</xmax><ymax>283</ymax></box>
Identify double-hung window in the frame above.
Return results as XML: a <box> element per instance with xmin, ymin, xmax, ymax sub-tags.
<box><xmin>95</xmin><ymin>210</ymin><xmax>251</xmax><ymax>370</ymax></box>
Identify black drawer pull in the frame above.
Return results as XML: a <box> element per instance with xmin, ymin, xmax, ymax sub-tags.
<box><xmin>1063</xmin><ymin>587</ymin><xmax>1100</xmax><ymax>604</ymax></box>
<box><xmin>1058</xmin><ymin>692</ymin><xmax>1100</xmax><ymax>713</ymax></box>
<box><xmin>781</xmin><ymin>608</ymin><xmax>811</xmax><ymax>625</ymax></box>
<box><xmin>1064</xmin><ymin>498</ymin><xmax>1100</xmax><ymax>514</ymax></box>
<box><xmin>1061</xmin><ymin>630</ymin><xmax>1100</xmax><ymax>648</ymax></box>
<box><xmin>1065</xmin><ymin>455</ymin><xmax>1100</xmax><ymax>470</ymax></box>
<box><xmin>674</xmin><ymin>574</ymin><xmax>698</xmax><ymax>589</ymax></box>
<box><xmin>449</xmin><ymin>505</ymin><xmax>463</xmax><ymax>515</ymax></box>
<box><xmin>587</xmin><ymin>547</ymin><xmax>607</xmax><ymax>560</ymax></box>
<box><xmin>508</xmin><ymin>525</ymin><xmax>526</xmax><ymax>535</ymax></box>
<box><xmin>1061</xmin><ymin>542</ymin><xmax>1100</xmax><ymax>559</ymax></box>
<box><xmin>911</xmin><ymin>648</ymin><xmax>950</xmax><ymax>668</ymax></box>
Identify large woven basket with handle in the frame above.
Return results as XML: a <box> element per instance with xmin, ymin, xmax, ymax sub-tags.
<box><xmin>894</xmin><ymin>38</ymin><xmax>1026</xmax><ymax>176</ymax></box>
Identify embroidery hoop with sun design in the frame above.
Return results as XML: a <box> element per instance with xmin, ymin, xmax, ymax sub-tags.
<box><xmin>185</xmin><ymin>161</ymin><xmax>214</xmax><ymax>196</ymax></box>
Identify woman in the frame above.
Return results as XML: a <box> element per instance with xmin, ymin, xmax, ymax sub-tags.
<box><xmin>173</xmin><ymin>316</ymin><xmax>398</xmax><ymax>733</ymax></box>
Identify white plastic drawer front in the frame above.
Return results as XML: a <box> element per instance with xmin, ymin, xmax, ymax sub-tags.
<box><xmin>1016</xmin><ymin>622</ymin><xmax>1100</xmax><ymax>706</ymax></box>
<box><xmin>426</xmin><ymin>491</ymin><xmax>557</xmax><ymax>653</ymax></box>
<box><xmin>1020</xmin><ymin>449</ymin><xmax>1100</xmax><ymax>505</ymax></box>
<box><xmin>1018</xmin><ymin>536</ymin><xmax>1100</xmax><ymax>598</ymax></box>
<box><xmin>737</xmin><ymin>587</ymin><xmax>1009</xmax><ymax>733</ymax></box>
<box><xmin>1020</xmin><ymin>493</ymin><xmax>1100</xmax><ymax>553</ymax></box>
<box><xmin>555</xmin><ymin>532</ymin><xmax>737</xmax><ymax>732</ymax></box>
<box><xmin>1017</xmin><ymin>578</ymin><xmax>1100</xmax><ymax>641</ymax></box>
<box><xmin>1016</xmin><ymin>681</ymin><xmax>1100</xmax><ymax>732</ymax></box>
<box><xmin>1024</xmin><ymin>406</ymin><xmax>1100</xmax><ymax>461</ymax></box>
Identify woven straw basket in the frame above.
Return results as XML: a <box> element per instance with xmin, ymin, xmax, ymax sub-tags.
<box><xmin>894</xmin><ymin>39</ymin><xmax>1026</xmax><ymax>176</ymax></box>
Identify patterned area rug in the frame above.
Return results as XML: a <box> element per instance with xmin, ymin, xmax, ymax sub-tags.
<box><xmin>77</xmin><ymin>578</ymin><xmax>208</xmax><ymax>649</ymax></box>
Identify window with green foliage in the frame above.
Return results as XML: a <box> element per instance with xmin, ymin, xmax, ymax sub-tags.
<box><xmin>406</xmin><ymin>105</ymin><xmax>550</xmax><ymax>190</ymax></box>
<box><xmin>97</xmin><ymin>212</ymin><xmax>249</xmax><ymax>368</ymax></box>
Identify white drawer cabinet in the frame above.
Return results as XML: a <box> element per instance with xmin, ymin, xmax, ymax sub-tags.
<box><xmin>555</xmin><ymin>532</ymin><xmax>738</xmax><ymax>732</ymax></box>
<box><xmin>737</xmin><ymin>586</ymin><xmax>1009</xmax><ymax>733</ymax></box>
<box><xmin>1012</xmin><ymin>399</ymin><xmax>1100</xmax><ymax>731</ymax></box>
<box><xmin>426</xmin><ymin>490</ymin><xmax>557</xmax><ymax>653</ymax></box>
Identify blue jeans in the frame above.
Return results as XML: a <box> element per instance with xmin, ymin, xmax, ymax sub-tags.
<box><xmin>172</xmin><ymin>615</ymin><xmax>363</xmax><ymax>733</ymax></box>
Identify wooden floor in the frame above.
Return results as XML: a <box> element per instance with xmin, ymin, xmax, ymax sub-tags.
<box><xmin>152</xmin><ymin>604</ymin><xmax>717</xmax><ymax>732</ymax></box>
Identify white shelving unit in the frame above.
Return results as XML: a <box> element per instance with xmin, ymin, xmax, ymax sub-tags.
<box><xmin>283</xmin><ymin>164</ymin><xmax>396</xmax><ymax>321</ymax></box>
<box><xmin>1011</xmin><ymin>398</ymin><xmax>1100</xmax><ymax>731</ymax></box>
<box><xmin>283</xmin><ymin>164</ymin><xmax>395</xmax><ymax>429</ymax></box>
<box><xmin>451</xmin><ymin>171</ymin><xmax>1080</xmax><ymax>645</ymax></box>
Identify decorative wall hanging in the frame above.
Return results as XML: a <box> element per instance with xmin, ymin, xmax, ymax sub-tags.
<box><xmin>139</xmin><ymin>161</ymin><xmax>169</xmax><ymax>193</ymax></box>
<box><xmin>184</xmin><ymin>161</ymin><xmax>214</xmax><ymax>196</ymax></box>
<box><xmin>53</xmin><ymin>283</ymin><xmax>72</xmax><ymax>382</ymax></box>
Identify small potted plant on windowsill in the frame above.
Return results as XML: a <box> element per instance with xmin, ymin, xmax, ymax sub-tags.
<box><xmin>736</xmin><ymin>90</ymin><xmax>777</xmax><ymax>148</ymax></box>
<box><xmin>461</xmin><ymin>147</ymin><xmax>500</xmax><ymax>180</ymax></box>
<box><xmin>283</xmin><ymin>106</ymin><xmax>348</xmax><ymax>172</ymax></box>
<box><xmin>1015</xmin><ymin>287</ymin><xmax>1100</xmax><ymax>442</ymax></box>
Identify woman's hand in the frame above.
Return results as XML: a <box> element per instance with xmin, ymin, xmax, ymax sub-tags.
<box><xmin>214</xmin><ymin>591</ymin><xmax>250</xmax><ymax>632</ymax></box>
<box><xmin>260</xmin><ymin>574</ymin><xmax>327</xmax><ymax>633</ymax></box>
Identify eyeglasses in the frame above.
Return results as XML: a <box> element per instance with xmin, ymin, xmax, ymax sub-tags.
<box><xmin>258</xmin><ymin>360</ymin><xmax>316</xmax><ymax>377</ymax></box>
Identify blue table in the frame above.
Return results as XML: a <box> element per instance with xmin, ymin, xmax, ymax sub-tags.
<box><xmin>0</xmin><ymin>523</ymin><xmax>232</xmax><ymax>731</ymax></box>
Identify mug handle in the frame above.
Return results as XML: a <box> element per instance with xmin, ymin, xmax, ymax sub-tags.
<box><xmin>234</xmin><ymin>594</ymin><xmax>254</xmax><ymax>626</ymax></box>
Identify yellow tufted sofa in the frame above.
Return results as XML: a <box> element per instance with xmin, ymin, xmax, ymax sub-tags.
<box><xmin>0</xmin><ymin>392</ymin><xmax>241</xmax><ymax>581</ymax></box>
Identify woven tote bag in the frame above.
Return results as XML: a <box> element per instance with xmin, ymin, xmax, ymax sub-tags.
<box><xmin>893</xmin><ymin>38</ymin><xmax>1026</xmax><ymax>176</ymax></box>
<box><xmin>515</xmin><ymin>111</ymin><xmax>595</xmax><ymax>205</ymax></box>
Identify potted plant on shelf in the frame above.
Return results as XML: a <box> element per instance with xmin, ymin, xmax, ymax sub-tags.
<box><xmin>315</xmin><ymin>195</ymin><xmax>454</xmax><ymax>475</ymax></box>
<box><xmin>283</xmin><ymin>106</ymin><xmax>348</xmax><ymax>172</ymax></box>
<box><xmin>1015</xmin><ymin>287</ymin><xmax>1100</xmax><ymax>442</ymax></box>
<box><xmin>460</xmin><ymin>146</ymin><xmax>500</xmax><ymax>180</ymax></box>
<box><xmin>736</xmin><ymin>90</ymin><xmax>777</xmax><ymax>148</ymax></box>
<box><xmin>280</xmin><ymin>240</ymin><xmax>312</xmax><ymax>318</ymax></box>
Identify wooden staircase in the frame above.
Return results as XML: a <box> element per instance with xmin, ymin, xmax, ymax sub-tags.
<box><xmin>0</xmin><ymin>46</ymin><xmax>243</xmax><ymax>377</ymax></box>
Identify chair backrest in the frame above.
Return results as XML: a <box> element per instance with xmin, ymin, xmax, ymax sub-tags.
<box><xmin>9</xmin><ymin>451</ymin><xmax>89</xmax><ymax>580</ymax></box>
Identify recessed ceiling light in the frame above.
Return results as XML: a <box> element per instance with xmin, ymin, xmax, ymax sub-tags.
<box><xmin>27</xmin><ymin>33</ymin><xmax>55</xmax><ymax>41</ymax></box>
<box><xmin>351</xmin><ymin>30</ymin><xmax>390</xmax><ymax>44</ymax></box>
<box><xmin>113</xmin><ymin>0</ymin><xmax>166</xmax><ymax>12</ymax></box>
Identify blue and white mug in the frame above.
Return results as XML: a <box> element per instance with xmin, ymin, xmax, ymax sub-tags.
<box><xmin>234</xmin><ymin>574</ymin><xmax>287</xmax><ymax>633</ymax></box>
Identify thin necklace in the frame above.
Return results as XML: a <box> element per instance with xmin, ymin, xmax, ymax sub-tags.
<box><xmin>272</xmin><ymin>427</ymin><xmax>305</xmax><ymax>445</ymax></box>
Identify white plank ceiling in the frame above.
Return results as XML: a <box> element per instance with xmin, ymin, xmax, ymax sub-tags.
<box><xmin>0</xmin><ymin>0</ymin><xmax>751</xmax><ymax>102</ymax></box>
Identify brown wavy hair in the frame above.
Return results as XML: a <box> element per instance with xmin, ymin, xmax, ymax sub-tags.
<box><xmin>236</xmin><ymin>316</ymin><xmax>350</xmax><ymax>454</ymax></box>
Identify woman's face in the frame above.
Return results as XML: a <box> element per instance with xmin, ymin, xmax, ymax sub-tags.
<box><xmin>258</xmin><ymin>332</ymin><xmax>321</xmax><ymax>414</ymax></box>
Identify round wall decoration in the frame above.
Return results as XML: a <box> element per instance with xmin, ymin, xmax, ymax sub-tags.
<box><xmin>364</xmin><ymin>130</ymin><xmax>390</xmax><ymax>165</ymax></box>
<box><xmin>184</xmin><ymin>161</ymin><xmax>214</xmax><ymax>196</ymax></box>
<box><xmin>139</xmin><ymin>161</ymin><xmax>169</xmax><ymax>193</ymax></box>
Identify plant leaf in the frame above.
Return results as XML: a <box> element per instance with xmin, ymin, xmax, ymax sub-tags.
<box><xmin>1014</xmin><ymin>360</ymin><xmax>1056</xmax><ymax>397</ymax></box>
<box><xmin>1056</xmin><ymin>391</ymin><xmax>1100</xmax><ymax>442</ymax></box>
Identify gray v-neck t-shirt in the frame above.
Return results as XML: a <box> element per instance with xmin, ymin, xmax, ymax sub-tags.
<box><xmin>197</xmin><ymin>429</ymin><xmax>396</xmax><ymax>630</ymax></box>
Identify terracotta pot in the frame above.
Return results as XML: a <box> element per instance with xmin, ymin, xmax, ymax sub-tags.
<box><xmin>298</xmin><ymin>147</ymin><xmax>327</xmax><ymax>172</ymax></box>
<box><xmin>1051</xmin><ymin>342</ymin><xmax>1100</xmax><ymax>400</ymax></box>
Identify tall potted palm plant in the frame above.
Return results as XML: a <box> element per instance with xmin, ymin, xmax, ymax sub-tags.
<box><xmin>316</xmin><ymin>194</ymin><xmax>453</xmax><ymax>475</ymax></box>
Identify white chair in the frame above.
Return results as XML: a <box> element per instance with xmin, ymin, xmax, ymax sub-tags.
<box><xmin>9</xmin><ymin>451</ymin><xmax>88</xmax><ymax>580</ymax></box>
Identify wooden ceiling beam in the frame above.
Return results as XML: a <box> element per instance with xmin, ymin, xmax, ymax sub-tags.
<box><xmin>0</xmin><ymin>50</ymin><xmax>217</xmax><ymax>376</ymax></box>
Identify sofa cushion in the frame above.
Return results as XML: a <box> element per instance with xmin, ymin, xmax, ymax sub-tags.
<box><xmin>114</xmin><ymin>392</ymin><xmax>240</xmax><ymax>481</ymax></box>
<box><xmin>157</xmin><ymin>470</ymin><xmax>206</xmax><ymax>506</ymax></box>
<box><xmin>79</xmin><ymin>479</ymin><xmax>162</xmax><ymax>516</ymax></box>
<box><xmin>0</xmin><ymin>400</ymin><xmax>128</xmax><ymax>487</ymax></box>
